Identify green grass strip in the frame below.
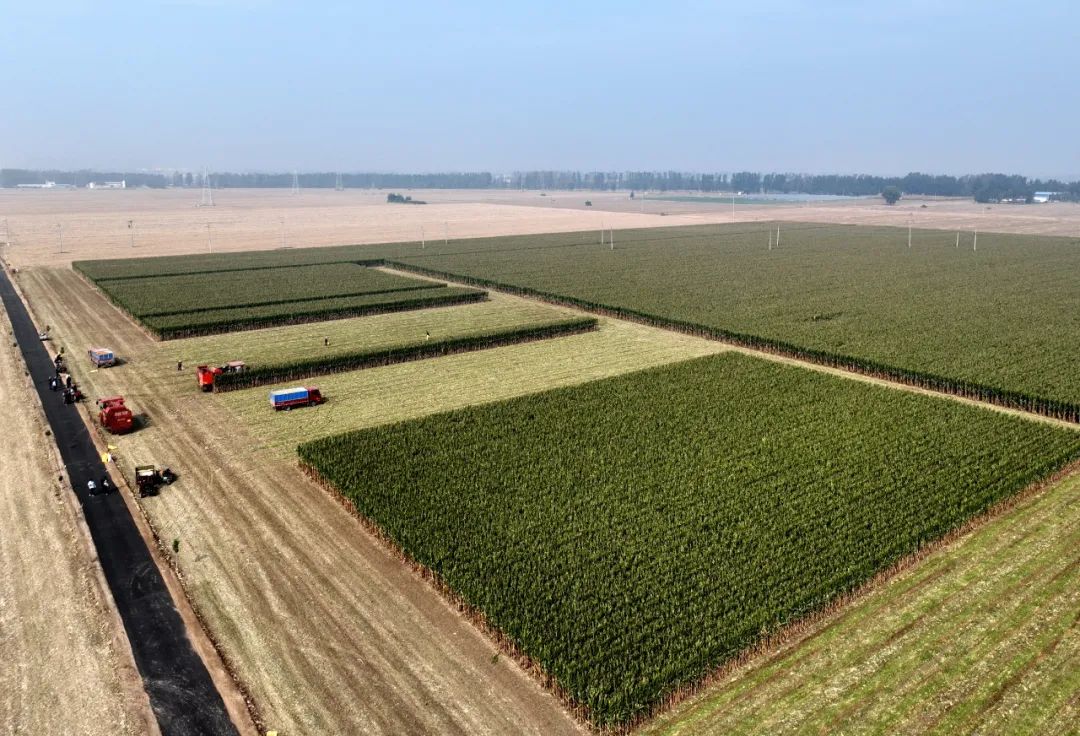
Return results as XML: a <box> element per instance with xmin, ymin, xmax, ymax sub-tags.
<box><xmin>212</xmin><ymin>316</ymin><xmax>598</xmax><ymax>390</ymax></box>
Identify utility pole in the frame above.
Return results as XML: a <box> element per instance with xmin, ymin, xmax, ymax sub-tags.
<box><xmin>609</xmin><ymin>228</ymin><xmax>614</xmax><ymax>250</ymax></box>
<box><xmin>600</xmin><ymin>222</ymin><xmax>605</xmax><ymax>245</ymax></box>
<box><xmin>57</xmin><ymin>223</ymin><xmax>63</xmax><ymax>254</ymax></box>
<box><xmin>973</xmin><ymin>230</ymin><xmax>978</xmax><ymax>251</ymax></box>
<box><xmin>421</xmin><ymin>226</ymin><xmax>425</xmax><ymax>248</ymax></box>
<box><xmin>955</xmin><ymin>231</ymin><xmax>959</xmax><ymax>248</ymax></box>
<box><xmin>776</xmin><ymin>226</ymin><xmax>780</xmax><ymax>247</ymax></box>
<box><xmin>128</xmin><ymin>219</ymin><xmax>135</xmax><ymax>248</ymax></box>
<box><xmin>198</xmin><ymin>167</ymin><xmax>215</xmax><ymax>207</ymax></box>
<box><xmin>444</xmin><ymin>221</ymin><xmax>448</xmax><ymax>245</ymax></box>
<box><xmin>207</xmin><ymin>223</ymin><xmax>212</xmax><ymax>253</ymax></box>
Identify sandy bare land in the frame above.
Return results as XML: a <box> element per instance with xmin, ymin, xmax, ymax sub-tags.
<box><xmin>0</xmin><ymin>188</ymin><xmax>675</xmax><ymax>268</ymax></box>
<box><xmin>469</xmin><ymin>190</ymin><xmax>1080</xmax><ymax>237</ymax></box>
<box><xmin>0</xmin><ymin>302</ymin><xmax>154</xmax><ymax>735</ymax></box>
<box><xmin>4</xmin><ymin>188</ymin><xmax>1076</xmax><ymax>270</ymax></box>
<box><xmin>15</xmin><ymin>266</ymin><xmax>614</xmax><ymax>736</ymax></box>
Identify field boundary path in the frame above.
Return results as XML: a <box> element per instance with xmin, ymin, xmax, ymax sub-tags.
<box><xmin>0</xmin><ymin>268</ymin><xmax>239</xmax><ymax>736</ymax></box>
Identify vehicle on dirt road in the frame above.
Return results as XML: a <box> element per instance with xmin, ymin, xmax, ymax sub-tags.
<box><xmin>134</xmin><ymin>465</ymin><xmax>177</xmax><ymax>497</ymax></box>
<box><xmin>88</xmin><ymin>347</ymin><xmax>116</xmax><ymax>368</ymax></box>
<box><xmin>96</xmin><ymin>395</ymin><xmax>134</xmax><ymax>433</ymax></box>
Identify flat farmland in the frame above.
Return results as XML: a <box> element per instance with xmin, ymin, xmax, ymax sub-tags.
<box><xmin>11</xmin><ymin>264</ymin><xmax>723</xmax><ymax>735</ymax></box>
<box><xmin>72</xmin><ymin>222</ymin><xmax>1080</xmax><ymax>411</ymax></box>
<box><xmin>385</xmin><ymin>223</ymin><xmax>1080</xmax><ymax>412</ymax></box>
<box><xmin>299</xmin><ymin>352</ymin><xmax>1080</xmax><ymax>728</ymax></box>
<box><xmin>0</xmin><ymin>188</ymin><xmax>674</xmax><ymax>268</ymax></box>
<box><xmin>10</xmin><ymin>198</ymin><xmax>1080</xmax><ymax>736</ymax></box>
<box><xmin>218</xmin><ymin>316</ymin><xmax>725</xmax><ymax>455</ymax></box>
<box><xmin>5</xmin><ymin>189</ymin><xmax>1079</xmax><ymax>273</ymax></box>
<box><xmin>78</xmin><ymin>261</ymin><xmax>484</xmax><ymax>338</ymax></box>
<box><xmin>90</xmin><ymin>263</ymin><xmax>441</xmax><ymax>313</ymax></box>
<box><xmin>169</xmin><ymin>296</ymin><xmax>584</xmax><ymax>367</ymax></box>
<box><xmin>170</xmin><ymin>295</ymin><xmax>594</xmax><ymax>388</ymax></box>
<box><xmin>641</xmin><ymin>470</ymin><xmax>1080</xmax><ymax>736</ymax></box>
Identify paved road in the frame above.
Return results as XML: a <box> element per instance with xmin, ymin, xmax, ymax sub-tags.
<box><xmin>0</xmin><ymin>269</ymin><xmax>238</xmax><ymax>736</ymax></box>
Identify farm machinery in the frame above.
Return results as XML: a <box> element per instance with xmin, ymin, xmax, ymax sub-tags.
<box><xmin>96</xmin><ymin>396</ymin><xmax>134</xmax><ymax>434</ymax></box>
<box><xmin>88</xmin><ymin>347</ymin><xmax>116</xmax><ymax>368</ymax></box>
<box><xmin>196</xmin><ymin>360</ymin><xmax>247</xmax><ymax>391</ymax></box>
<box><xmin>134</xmin><ymin>465</ymin><xmax>177</xmax><ymax>497</ymax></box>
<box><xmin>269</xmin><ymin>386</ymin><xmax>324</xmax><ymax>410</ymax></box>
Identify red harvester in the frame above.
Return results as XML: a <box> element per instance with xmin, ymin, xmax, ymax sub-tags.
<box><xmin>196</xmin><ymin>360</ymin><xmax>247</xmax><ymax>392</ymax></box>
<box><xmin>96</xmin><ymin>396</ymin><xmax>134</xmax><ymax>434</ymax></box>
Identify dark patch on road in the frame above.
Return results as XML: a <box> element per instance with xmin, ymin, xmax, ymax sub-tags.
<box><xmin>0</xmin><ymin>269</ymin><xmax>238</xmax><ymax>736</ymax></box>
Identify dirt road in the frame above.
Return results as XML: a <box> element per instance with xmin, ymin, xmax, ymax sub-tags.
<box><xmin>1</xmin><ymin>269</ymin><xmax>239</xmax><ymax>735</ymax></box>
<box><xmin>16</xmin><ymin>265</ymin><xmax>585</xmax><ymax>735</ymax></box>
<box><xmin>0</xmin><ymin>296</ymin><xmax>154</xmax><ymax>735</ymax></box>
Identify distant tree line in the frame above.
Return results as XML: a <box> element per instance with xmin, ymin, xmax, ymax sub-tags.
<box><xmin>3</xmin><ymin>168</ymin><xmax>1078</xmax><ymax>202</ymax></box>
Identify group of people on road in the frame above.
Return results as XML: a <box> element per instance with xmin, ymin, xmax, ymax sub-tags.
<box><xmin>45</xmin><ymin>345</ymin><xmax>86</xmax><ymax>403</ymax></box>
<box><xmin>86</xmin><ymin>476</ymin><xmax>115</xmax><ymax>496</ymax></box>
<box><xmin>48</xmin><ymin>368</ymin><xmax>83</xmax><ymax>403</ymax></box>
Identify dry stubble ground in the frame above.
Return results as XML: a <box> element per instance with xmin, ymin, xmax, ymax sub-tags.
<box><xmin>167</xmin><ymin>295</ymin><xmax>585</xmax><ymax>369</ymax></box>
<box><xmin>5</xmin><ymin>188</ymin><xmax>1078</xmax><ymax>271</ymax></box>
<box><xmin>14</xmin><ymin>266</ymin><xmax>723</xmax><ymax>735</ymax></box>
<box><xmin>0</xmin><ymin>301</ymin><xmax>154</xmax><ymax>735</ymax></box>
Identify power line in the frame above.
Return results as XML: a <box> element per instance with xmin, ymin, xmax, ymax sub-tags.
<box><xmin>197</xmin><ymin>168</ymin><xmax>214</xmax><ymax>207</ymax></box>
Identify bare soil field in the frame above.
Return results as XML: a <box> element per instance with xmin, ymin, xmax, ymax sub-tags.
<box><xmin>4</xmin><ymin>188</ymin><xmax>1077</xmax><ymax>271</ymax></box>
<box><xmin>11</xmin><ymin>266</ymin><xmax>723</xmax><ymax>735</ymax></box>
<box><xmin>0</xmin><ymin>304</ymin><xmax>154</xmax><ymax>735</ymax></box>
<box><xmin>0</xmin><ymin>188</ymin><xmax>670</xmax><ymax>268</ymax></box>
<box><xmin>487</xmin><ymin>189</ymin><xmax>1080</xmax><ymax>236</ymax></box>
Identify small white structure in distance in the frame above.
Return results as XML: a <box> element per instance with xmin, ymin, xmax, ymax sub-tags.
<box><xmin>1032</xmin><ymin>191</ymin><xmax>1058</xmax><ymax>203</ymax></box>
<box><xmin>87</xmin><ymin>180</ymin><xmax>126</xmax><ymax>189</ymax></box>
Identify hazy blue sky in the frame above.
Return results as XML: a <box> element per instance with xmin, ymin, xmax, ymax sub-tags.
<box><xmin>2</xmin><ymin>1</ymin><xmax>1077</xmax><ymax>176</ymax></box>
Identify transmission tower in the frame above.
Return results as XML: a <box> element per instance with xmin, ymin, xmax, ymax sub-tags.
<box><xmin>335</xmin><ymin>172</ymin><xmax>344</xmax><ymax>191</ymax></box>
<box><xmin>198</xmin><ymin>168</ymin><xmax>215</xmax><ymax>207</ymax></box>
<box><xmin>291</xmin><ymin>171</ymin><xmax>300</xmax><ymax>195</ymax></box>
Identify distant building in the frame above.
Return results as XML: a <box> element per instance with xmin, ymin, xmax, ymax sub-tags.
<box><xmin>16</xmin><ymin>181</ymin><xmax>57</xmax><ymax>189</ymax></box>
<box><xmin>1032</xmin><ymin>191</ymin><xmax>1058</xmax><ymax>203</ymax></box>
<box><xmin>87</xmin><ymin>180</ymin><xmax>126</xmax><ymax>189</ymax></box>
